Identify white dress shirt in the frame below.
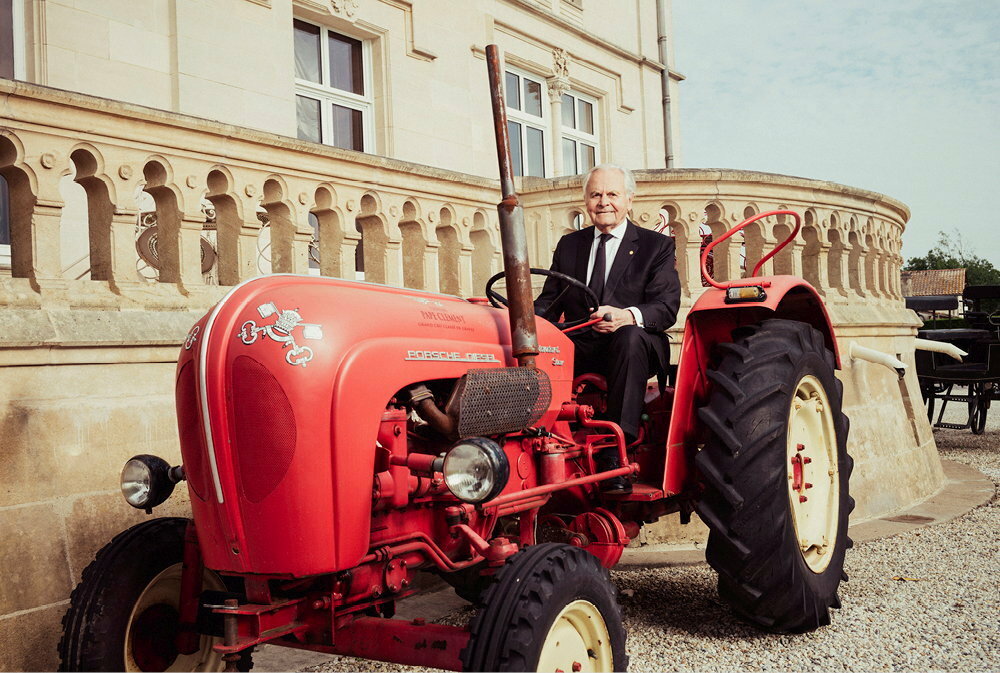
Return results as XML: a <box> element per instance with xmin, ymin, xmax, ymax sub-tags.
<box><xmin>585</xmin><ymin>222</ymin><xmax>644</xmax><ymax>327</ymax></box>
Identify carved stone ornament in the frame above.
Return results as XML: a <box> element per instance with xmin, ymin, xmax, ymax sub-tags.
<box><xmin>40</xmin><ymin>152</ymin><xmax>57</xmax><ymax>169</ymax></box>
<box><xmin>547</xmin><ymin>76</ymin><xmax>570</xmax><ymax>103</ymax></box>
<box><xmin>553</xmin><ymin>48</ymin><xmax>569</xmax><ymax>79</ymax></box>
<box><xmin>119</xmin><ymin>164</ymin><xmax>134</xmax><ymax>180</ymax></box>
<box><xmin>331</xmin><ymin>0</ymin><xmax>359</xmax><ymax>17</ymax></box>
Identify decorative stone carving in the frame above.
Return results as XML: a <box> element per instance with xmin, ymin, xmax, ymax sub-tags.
<box><xmin>547</xmin><ymin>76</ymin><xmax>570</xmax><ymax>104</ymax></box>
<box><xmin>186</xmin><ymin>175</ymin><xmax>198</xmax><ymax>188</ymax></box>
<box><xmin>118</xmin><ymin>164</ymin><xmax>133</xmax><ymax>180</ymax></box>
<box><xmin>245</xmin><ymin>184</ymin><xmax>257</xmax><ymax>197</ymax></box>
<box><xmin>40</xmin><ymin>152</ymin><xmax>57</xmax><ymax>168</ymax></box>
<box><xmin>547</xmin><ymin>48</ymin><xmax>571</xmax><ymax>103</ymax></box>
<box><xmin>331</xmin><ymin>0</ymin><xmax>359</xmax><ymax>18</ymax></box>
<box><xmin>553</xmin><ymin>48</ymin><xmax>569</xmax><ymax>78</ymax></box>
<box><xmin>298</xmin><ymin>192</ymin><xmax>309</xmax><ymax>205</ymax></box>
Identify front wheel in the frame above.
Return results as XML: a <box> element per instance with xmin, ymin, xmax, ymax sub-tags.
<box><xmin>461</xmin><ymin>543</ymin><xmax>628</xmax><ymax>672</ymax></box>
<box><xmin>695</xmin><ymin>319</ymin><xmax>853</xmax><ymax>633</ymax></box>
<box><xmin>59</xmin><ymin>517</ymin><xmax>251</xmax><ymax>672</ymax></box>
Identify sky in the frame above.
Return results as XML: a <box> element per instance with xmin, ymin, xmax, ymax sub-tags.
<box><xmin>670</xmin><ymin>0</ymin><xmax>999</xmax><ymax>268</ymax></box>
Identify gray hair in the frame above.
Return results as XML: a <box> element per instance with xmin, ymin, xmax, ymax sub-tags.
<box><xmin>582</xmin><ymin>163</ymin><xmax>636</xmax><ymax>199</ymax></box>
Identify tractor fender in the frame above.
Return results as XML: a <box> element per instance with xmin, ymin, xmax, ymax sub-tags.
<box><xmin>661</xmin><ymin>276</ymin><xmax>840</xmax><ymax>495</ymax></box>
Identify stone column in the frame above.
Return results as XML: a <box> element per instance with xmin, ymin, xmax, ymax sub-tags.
<box><xmin>547</xmin><ymin>76</ymin><xmax>569</xmax><ymax>177</ymax></box>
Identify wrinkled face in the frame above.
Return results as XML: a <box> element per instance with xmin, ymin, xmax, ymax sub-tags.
<box><xmin>585</xmin><ymin>168</ymin><xmax>633</xmax><ymax>232</ymax></box>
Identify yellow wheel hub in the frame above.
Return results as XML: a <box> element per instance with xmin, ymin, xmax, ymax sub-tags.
<box><xmin>125</xmin><ymin>563</ymin><xmax>227</xmax><ymax>672</ymax></box>
<box><xmin>787</xmin><ymin>375</ymin><xmax>840</xmax><ymax>574</ymax></box>
<box><xmin>536</xmin><ymin>599</ymin><xmax>613</xmax><ymax>673</ymax></box>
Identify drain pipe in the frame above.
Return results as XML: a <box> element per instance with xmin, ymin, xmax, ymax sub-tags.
<box><xmin>914</xmin><ymin>338</ymin><xmax>967</xmax><ymax>362</ymax></box>
<box><xmin>656</xmin><ymin>0</ymin><xmax>676</xmax><ymax>168</ymax></box>
<box><xmin>849</xmin><ymin>342</ymin><xmax>907</xmax><ymax>380</ymax></box>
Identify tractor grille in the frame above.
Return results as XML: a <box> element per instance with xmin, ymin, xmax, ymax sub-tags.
<box><xmin>175</xmin><ymin>361</ymin><xmax>209</xmax><ymax>501</ymax></box>
<box><xmin>231</xmin><ymin>355</ymin><xmax>297</xmax><ymax>503</ymax></box>
<box><xmin>456</xmin><ymin>367</ymin><xmax>551</xmax><ymax>438</ymax></box>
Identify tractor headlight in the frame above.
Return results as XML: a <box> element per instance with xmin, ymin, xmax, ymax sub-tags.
<box><xmin>121</xmin><ymin>455</ymin><xmax>177</xmax><ymax>511</ymax></box>
<box><xmin>443</xmin><ymin>438</ymin><xmax>509</xmax><ymax>504</ymax></box>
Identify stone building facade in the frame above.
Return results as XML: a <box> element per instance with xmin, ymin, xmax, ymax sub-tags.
<box><xmin>0</xmin><ymin>1</ymin><xmax>941</xmax><ymax>670</ymax></box>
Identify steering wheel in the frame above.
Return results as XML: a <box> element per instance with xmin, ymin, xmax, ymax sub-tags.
<box><xmin>485</xmin><ymin>268</ymin><xmax>600</xmax><ymax>330</ymax></box>
<box><xmin>989</xmin><ymin>309</ymin><xmax>1000</xmax><ymax>327</ymax></box>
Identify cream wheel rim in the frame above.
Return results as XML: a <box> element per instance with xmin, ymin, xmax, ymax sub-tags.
<box><xmin>124</xmin><ymin>563</ymin><xmax>227</xmax><ymax>672</ymax></box>
<box><xmin>536</xmin><ymin>599</ymin><xmax>613</xmax><ymax>673</ymax></box>
<box><xmin>787</xmin><ymin>375</ymin><xmax>840</xmax><ymax>573</ymax></box>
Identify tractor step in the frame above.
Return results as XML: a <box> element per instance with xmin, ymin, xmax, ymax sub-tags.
<box><xmin>942</xmin><ymin>395</ymin><xmax>972</xmax><ymax>403</ymax></box>
<box><xmin>935</xmin><ymin>422</ymin><xmax>969</xmax><ymax>430</ymax></box>
<box><xmin>603</xmin><ymin>483</ymin><xmax>664</xmax><ymax>501</ymax></box>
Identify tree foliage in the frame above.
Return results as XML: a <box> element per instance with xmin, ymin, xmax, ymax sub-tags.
<box><xmin>905</xmin><ymin>229</ymin><xmax>1000</xmax><ymax>287</ymax></box>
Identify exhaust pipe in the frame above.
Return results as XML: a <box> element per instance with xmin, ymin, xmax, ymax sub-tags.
<box><xmin>486</xmin><ymin>44</ymin><xmax>539</xmax><ymax>369</ymax></box>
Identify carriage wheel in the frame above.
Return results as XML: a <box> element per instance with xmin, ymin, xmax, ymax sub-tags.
<box><xmin>969</xmin><ymin>382</ymin><xmax>988</xmax><ymax>435</ymax></box>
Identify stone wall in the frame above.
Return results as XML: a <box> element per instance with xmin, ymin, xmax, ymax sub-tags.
<box><xmin>0</xmin><ymin>81</ymin><xmax>942</xmax><ymax>670</ymax></box>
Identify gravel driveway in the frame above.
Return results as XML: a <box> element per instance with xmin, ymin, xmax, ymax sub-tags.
<box><xmin>305</xmin><ymin>396</ymin><xmax>999</xmax><ymax>673</ymax></box>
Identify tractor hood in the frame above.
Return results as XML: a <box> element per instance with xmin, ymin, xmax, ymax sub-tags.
<box><xmin>175</xmin><ymin>274</ymin><xmax>573</xmax><ymax>577</ymax></box>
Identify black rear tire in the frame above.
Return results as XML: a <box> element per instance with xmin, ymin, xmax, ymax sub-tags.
<box><xmin>461</xmin><ymin>543</ymin><xmax>628</xmax><ymax>672</ymax></box>
<box><xmin>695</xmin><ymin>319</ymin><xmax>853</xmax><ymax>633</ymax></box>
<box><xmin>59</xmin><ymin>517</ymin><xmax>252</xmax><ymax>672</ymax></box>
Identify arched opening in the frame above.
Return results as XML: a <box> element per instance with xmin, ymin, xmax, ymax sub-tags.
<box><xmin>58</xmin><ymin>167</ymin><xmax>91</xmax><ymax>280</ymax></box>
<box><xmin>70</xmin><ymin>149</ymin><xmax>114</xmax><ymax>282</ymax></box>
<box><xmin>847</xmin><ymin>227</ymin><xmax>864</xmax><ymax>296</ymax></box>
<box><xmin>772</xmin><ymin>211</ymin><xmax>793</xmax><ymax>276</ymax></box>
<box><xmin>399</xmin><ymin>200</ymin><xmax>425</xmax><ymax>290</ymax></box>
<box><xmin>704</xmin><ymin>203</ymin><xmax>730</xmax><ymax>283</ymax></box>
<box><xmin>741</xmin><ymin>204</ymin><xmax>761</xmax><ymax>277</ymax></box>
<box><xmin>864</xmin><ymin>232</ymin><xmax>878</xmax><ymax>296</ymax></box>
<box><xmin>0</xmin><ymin>174</ymin><xmax>10</xmax><ymax>270</ymax></box>
<box><xmin>436</xmin><ymin>207</ymin><xmax>461</xmax><ymax>296</ymax></box>
<box><xmin>262</xmin><ymin>179</ymin><xmax>294</xmax><ymax>273</ymax></box>
<box><xmin>470</xmin><ymin>210</ymin><xmax>495</xmax><ymax>295</ymax></box>
<box><xmin>312</xmin><ymin>186</ymin><xmax>344</xmax><ymax>278</ymax></box>
<box><xmin>356</xmin><ymin>194</ymin><xmax>387</xmax><ymax>283</ymax></box>
<box><xmin>658</xmin><ymin>205</ymin><xmax>688</xmax><ymax>295</ymax></box>
<box><xmin>141</xmin><ymin>160</ymin><xmax>182</xmax><ymax>283</ymax></box>
<box><xmin>0</xmin><ymin>136</ymin><xmax>37</xmax><ymax>277</ymax></box>
<box><xmin>207</xmin><ymin>169</ymin><xmax>242</xmax><ymax>285</ymax></box>
<box><xmin>801</xmin><ymin>210</ymin><xmax>821</xmax><ymax>291</ymax></box>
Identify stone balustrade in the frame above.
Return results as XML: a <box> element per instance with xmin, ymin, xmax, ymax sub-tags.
<box><xmin>2</xmin><ymin>79</ymin><xmax>911</xmax><ymax>331</ymax></box>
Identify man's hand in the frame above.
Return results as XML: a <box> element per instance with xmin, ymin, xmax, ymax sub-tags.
<box><xmin>590</xmin><ymin>305</ymin><xmax>635</xmax><ymax>333</ymax></box>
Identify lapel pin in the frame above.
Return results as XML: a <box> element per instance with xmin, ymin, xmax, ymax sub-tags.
<box><xmin>629</xmin><ymin>250</ymin><xmax>634</xmax><ymax>255</ymax></box>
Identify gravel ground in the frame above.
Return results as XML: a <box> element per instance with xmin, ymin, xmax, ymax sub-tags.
<box><xmin>309</xmin><ymin>396</ymin><xmax>999</xmax><ymax>673</ymax></box>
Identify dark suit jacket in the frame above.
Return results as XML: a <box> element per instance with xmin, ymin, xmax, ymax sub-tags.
<box><xmin>534</xmin><ymin>220</ymin><xmax>681</xmax><ymax>369</ymax></box>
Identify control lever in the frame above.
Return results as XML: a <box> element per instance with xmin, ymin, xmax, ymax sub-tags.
<box><xmin>562</xmin><ymin>312</ymin><xmax>613</xmax><ymax>334</ymax></box>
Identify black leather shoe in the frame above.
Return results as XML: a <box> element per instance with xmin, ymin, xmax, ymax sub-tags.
<box><xmin>599</xmin><ymin>475</ymin><xmax>632</xmax><ymax>494</ymax></box>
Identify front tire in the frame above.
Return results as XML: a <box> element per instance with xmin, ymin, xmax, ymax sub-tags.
<box><xmin>59</xmin><ymin>517</ymin><xmax>251</xmax><ymax>672</ymax></box>
<box><xmin>695</xmin><ymin>319</ymin><xmax>853</xmax><ymax>633</ymax></box>
<box><xmin>461</xmin><ymin>543</ymin><xmax>628</xmax><ymax>672</ymax></box>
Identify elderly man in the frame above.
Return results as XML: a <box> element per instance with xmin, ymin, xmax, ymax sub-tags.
<box><xmin>535</xmin><ymin>164</ymin><xmax>681</xmax><ymax>492</ymax></box>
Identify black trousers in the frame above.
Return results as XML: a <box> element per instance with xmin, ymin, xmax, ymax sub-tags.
<box><xmin>570</xmin><ymin>325</ymin><xmax>666</xmax><ymax>441</ymax></box>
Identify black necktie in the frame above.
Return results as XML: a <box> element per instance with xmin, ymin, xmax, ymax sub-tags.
<box><xmin>588</xmin><ymin>233</ymin><xmax>612</xmax><ymax>302</ymax></box>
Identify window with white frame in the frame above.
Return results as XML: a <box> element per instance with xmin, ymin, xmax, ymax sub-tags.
<box><xmin>560</xmin><ymin>91</ymin><xmax>598</xmax><ymax>176</ymax></box>
<box><xmin>504</xmin><ymin>69</ymin><xmax>548</xmax><ymax>178</ymax></box>
<box><xmin>293</xmin><ymin>18</ymin><xmax>373</xmax><ymax>152</ymax></box>
<box><xmin>0</xmin><ymin>174</ymin><xmax>10</xmax><ymax>268</ymax></box>
<box><xmin>1</xmin><ymin>0</ymin><xmax>25</xmax><ymax>80</ymax></box>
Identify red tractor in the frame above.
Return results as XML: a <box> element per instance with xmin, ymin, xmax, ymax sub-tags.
<box><xmin>59</xmin><ymin>47</ymin><xmax>852</xmax><ymax>672</ymax></box>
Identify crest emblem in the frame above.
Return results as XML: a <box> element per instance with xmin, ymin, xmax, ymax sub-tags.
<box><xmin>184</xmin><ymin>325</ymin><xmax>200</xmax><ymax>350</ymax></box>
<box><xmin>237</xmin><ymin>302</ymin><xmax>324</xmax><ymax>367</ymax></box>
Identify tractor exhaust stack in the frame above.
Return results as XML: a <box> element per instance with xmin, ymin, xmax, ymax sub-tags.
<box><xmin>486</xmin><ymin>44</ymin><xmax>539</xmax><ymax>369</ymax></box>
